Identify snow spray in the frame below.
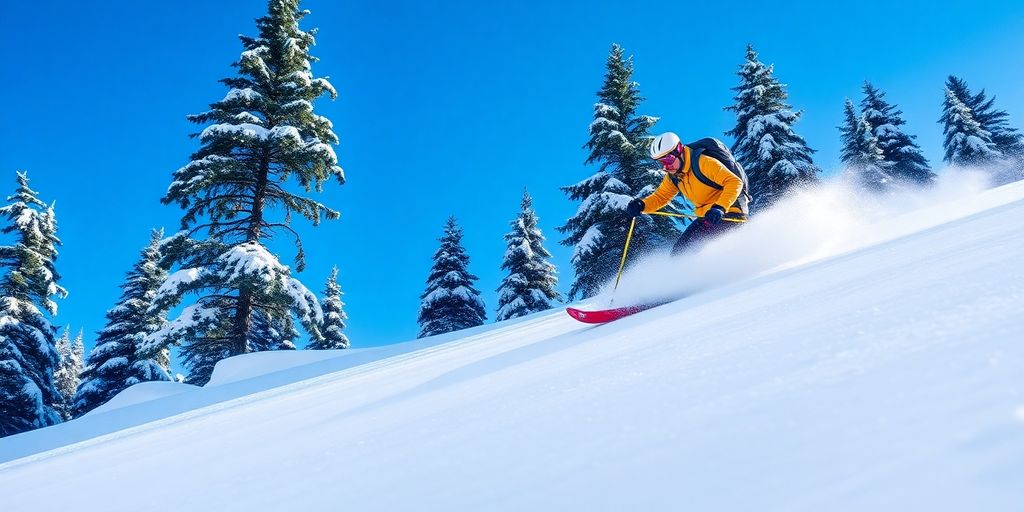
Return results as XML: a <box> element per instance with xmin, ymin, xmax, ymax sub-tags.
<box><xmin>595</xmin><ymin>169</ymin><xmax>993</xmax><ymax>306</ymax></box>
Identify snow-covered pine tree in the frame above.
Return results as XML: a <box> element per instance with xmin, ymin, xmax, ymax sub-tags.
<box><xmin>248</xmin><ymin>308</ymin><xmax>299</xmax><ymax>352</ymax></box>
<box><xmin>73</xmin><ymin>230</ymin><xmax>172</xmax><ymax>417</ymax></box>
<box><xmin>71</xmin><ymin>329</ymin><xmax>83</xmax><ymax>375</ymax></box>
<box><xmin>53</xmin><ymin>328</ymin><xmax>72</xmax><ymax>418</ymax></box>
<box><xmin>155</xmin><ymin>345</ymin><xmax>171</xmax><ymax>375</ymax></box>
<box><xmin>53</xmin><ymin>328</ymin><xmax>83</xmax><ymax>421</ymax></box>
<box><xmin>946</xmin><ymin>76</ymin><xmax>1024</xmax><ymax>159</ymax></box>
<box><xmin>839</xmin><ymin>99</ymin><xmax>893</xmax><ymax>191</ymax></box>
<box><xmin>940</xmin><ymin>87</ymin><xmax>1001</xmax><ymax>167</ymax></box>
<box><xmin>496</xmin><ymin>190</ymin><xmax>561</xmax><ymax>321</ymax></box>
<box><xmin>418</xmin><ymin>217</ymin><xmax>486</xmax><ymax>338</ymax></box>
<box><xmin>0</xmin><ymin>171</ymin><xmax>67</xmax><ymax>437</ymax></box>
<box><xmin>307</xmin><ymin>266</ymin><xmax>349</xmax><ymax>349</ymax></box>
<box><xmin>167</xmin><ymin>307</ymin><xmax>298</xmax><ymax>383</ymax></box>
<box><xmin>725</xmin><ymin>45</ymin><xmax>819</xmax><ymax>212</ymax></box>
<box><xmin>859</xmin><ymin>82</ymin><xmax>934</xmax><ymax>185</ymax></box>
<box><xmin>148</xmin><ymin>0</ymin><xmax>342</xmax><ymax>384</ymax></box>
<box><xmin>559</xmin><ymin>44</ymin><xmax>679</xmax><ymax>301</ymax></box>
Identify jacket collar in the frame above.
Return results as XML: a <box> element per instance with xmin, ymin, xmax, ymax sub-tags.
<box><xmin>679</xmin><ymin>145</ymin><xmax>692</xmax><ymax>175</ymax></box>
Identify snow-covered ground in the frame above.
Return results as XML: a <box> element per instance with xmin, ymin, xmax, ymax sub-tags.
<box><xmin>1</xmin><ymin>176</ymin><xmax>1023</xmax><ymax>511</ymax></box>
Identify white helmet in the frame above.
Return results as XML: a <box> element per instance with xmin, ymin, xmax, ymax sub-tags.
<box><xmin>649</xmin><ymin>132</ymin><xmax>682</xmax><ymax>159</ymax></box>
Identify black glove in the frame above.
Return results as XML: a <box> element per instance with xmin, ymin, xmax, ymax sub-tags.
<box><xmin>625</xmin><ymin>198</ymin><xmax>645</xmax><ymax>218</ymax></box>
<box><xmin>704</xmin><ymin>205</ymin><xmax>725</xmax><ymax>224</ymax></box>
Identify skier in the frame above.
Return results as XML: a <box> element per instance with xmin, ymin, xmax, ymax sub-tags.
<box><xmin>625</xmin><ymin>132</ymin><xmax>751</xmax><ymax>255</ymax></box>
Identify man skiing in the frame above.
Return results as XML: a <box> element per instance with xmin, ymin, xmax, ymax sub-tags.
<box><xmin>625</xmin><ymin>132</ymin><xmax>751</xmax><ymax>255</ymax></box>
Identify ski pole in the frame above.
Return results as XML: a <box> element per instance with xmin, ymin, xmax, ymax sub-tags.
<box><xmin>649</xmin><ymin>211</ymin><xmax>695</xmax><ymax>219</ymax></box>
<box><xmin>612</xmin><ymin>216</ymin><xmax>637</xmax><ymax>294</ymax></box>
<box><xmin>649</xmin><ymin>211</ymin><xmax>746</xmax><ymax>223</ymax></box>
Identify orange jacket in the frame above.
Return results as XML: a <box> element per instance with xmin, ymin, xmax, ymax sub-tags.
<box><xmin>641</xmin><ymin>145</ymin><xmax>748</xmax><ymax>218</ymax></box>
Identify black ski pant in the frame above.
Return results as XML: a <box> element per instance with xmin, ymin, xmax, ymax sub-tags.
<box><xmin>670</xmin><ymin>218</ymin><xmax>743</xmax><ymax>256</ymax></box>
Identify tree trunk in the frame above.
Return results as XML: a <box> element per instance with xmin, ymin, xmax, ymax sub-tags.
<box><xmin>234</xmin><ymin>155</ymin><xmax>271</xmax><ymax>355</ymax></box>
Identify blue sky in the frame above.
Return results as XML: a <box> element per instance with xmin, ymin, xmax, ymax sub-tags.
<box><xmin>1</xmin><ymin>0</ymin><xmax>1023</xmax><ymax>356</ymax></box>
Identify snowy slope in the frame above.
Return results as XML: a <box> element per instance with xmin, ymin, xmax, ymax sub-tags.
<box><xmin>1</xmin><ymin>178</ymin><xmax>1023</xmax><ymax>511</ymax></box>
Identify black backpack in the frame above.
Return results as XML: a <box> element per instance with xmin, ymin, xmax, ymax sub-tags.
<box><xmin>680</xmin><ymin>138</ymin><xmax>752</xmax><ymax>206</ymax></box>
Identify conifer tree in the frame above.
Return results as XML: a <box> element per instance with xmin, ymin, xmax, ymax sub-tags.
<box><xmin>74</xmin><ymin>230</ymin><xmax>172</xmax><ymax>417</ymax></box>
<box><xmin>0</xmin><ymin>171</ymin><xmax>67</xmax><ymax>437</ymax></box>
<box><xmin>940</xmin><ymin>87</ymin><xmax>1001</xmax><ymax>167</ymax></box>
<box><xmin>155</xmin><ymin>346</ymin><xmax>171</xmax><ymax>375</ymax></box>
<box><xmin>147</xmin><ymin>0</ymin><xmax>342</xmax><ymax>384</ymax></box>
<box><xmin>726</xmin><ymin>45</ymin><xmax>819</xmax><ymax>212</ymax></box>
<box><xmin>497</xmin><ymin>190</ymin><xmax>560</xmax><ymax>321</ymax></box>
<box><xmin>945</xmin><ymin>76</ymin><xmax>1024</xmax><ymax>158</ymax></box>
<box><xmin>840</xmin><ymin>99</ymin><xmax>893</xmax><ymax>191</ymax></box>
<box><xmin>53</xmin><ymin>328</ymin><xmax>83</xmax><ymax>421</ymax></box>
<box><xmin>559</xmin><ymin>44</ymin><xmax>679</xmax><ymax>301</ymax></box>
<box><xmin>248</xmin><ymin>309</ymin><xmax>298</xmax><ymax>352</ymax></box>
<box><xmin>418</xmin><ymin>217</ymin><xmax>486</xmax><ymax>338</ymax></box>
<box><xmin>307</xmin><ymin>266</ymin><xmax>349</xmax><ymax>349</ymax></box>
<box><xmin>859</xmin><ymin>82</ymin><xmax>934</xmax><ymax>185</ymax></box>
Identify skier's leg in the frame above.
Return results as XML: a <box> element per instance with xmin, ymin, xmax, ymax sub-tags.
<box><xmin>670</xmin><ymin>219</ymin><xmax>744</xmax><ymax>256</ymax></box>
<box><xmin>670</xmin><ymin>220</ymin><xmax>712</xmax><ymax>256</ymax></box>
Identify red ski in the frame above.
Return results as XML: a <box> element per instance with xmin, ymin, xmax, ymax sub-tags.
<box><xmin>565</xmin><ymin>301</ymin><xmax>667</xmax><ymax>324</ymax></box>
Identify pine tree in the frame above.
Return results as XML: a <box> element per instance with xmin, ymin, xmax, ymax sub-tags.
<box><xmin>940</xmin><ymin>87</ymin><xmax>1001</xmax><ymax>167</ymax></box>
<box><xmin>307</xmin><ymin>266</ymin><xmax>349</xmax><ymax>349</ymax></box>
<box><xmin>840</xmin><ymin>99</ymin><xmax>893</xmax><ymax>191</ymax></box>
<box><xmin>725</xmin><ymin>45</ymin><xmax>819</xmax><ymax>212</ymax></box>
<box><xmin>155</xmin><ymin>345</ymin><xmax>171</xmax><ymax>375</ymax></box>
<box><xmin>0</xmin><ymin>171</ymin><xmax>67</xmax><ymax>437</ymax></box>
<box><xmin>53</xmin><ymin>328</ymin><xmax>83</xmax><ymax>421</ymax></box>
<box><xmin>248</xmin><ymin>308</ymin><xmax>298</xmax><ymax>352</ymax></box>
<box><xmin>945</xmin><ymin>76</ymin><xmax>1024</xmax><ymax>158</ymax></box>
<box><xmin>496</xmin><ymin>190</ymin><xmax>561</xmax><ymax>321</ymax></box>
<box><xmin>559</xmin><ymin>44</ymin><xmax>679</xmax><ymax>301</ymax></box>
<box><xmin>859</xmin><ymin>82</ymin><xmax>934</xmax><ymax>185</ymax></box>
<box><xmin>418</xmin><ymin>217</ymin><xmax>486</xmax><ymax>338</ymax></box>
<box><xmin>74</xmin><ymin>230</ymin><xmax>172</xmax><ymax>417</ymax></box>
<box><xmin>148</xmin><ymin>0</ymin><xmax>342</xmax><ymax>385</ymax></box>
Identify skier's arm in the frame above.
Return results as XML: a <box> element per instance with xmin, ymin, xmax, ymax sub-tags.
<box><xmin>641</xmin><ymin>175</ymin><xmax>679</xmax><ymax>213</ymax></box>
<box><xmin>701</xmin><ymin>156</ymin><xmax>743</xmax><ymax>211</ymax></box>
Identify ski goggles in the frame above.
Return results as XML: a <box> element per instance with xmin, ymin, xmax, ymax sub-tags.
<box><xmin>656</xmin><ymin>152</ymin><xmax>680</xmax><ymax>168</ymax></box>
